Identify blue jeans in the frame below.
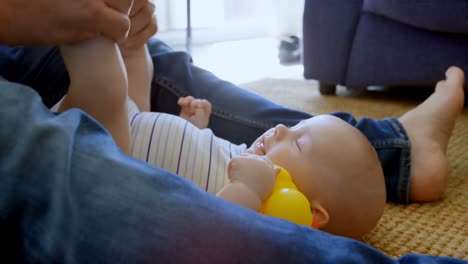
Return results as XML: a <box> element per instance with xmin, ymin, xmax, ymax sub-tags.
<box><xmin>1</xmin><ymin>39</ymin><xmax>462</xmax><ymax>263</ymax></box>
<box><xmin>0</xmin><ymin>79</ymin><xmax>463</xmax><ymax>264</ymax></box>
<box><xmin>0</xmin><ymin>39</ymin><xmax>410</xmax><ymax>203</ymax></box>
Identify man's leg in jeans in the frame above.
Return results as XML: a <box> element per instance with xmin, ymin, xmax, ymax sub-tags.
<box><xmin>146</xmin><ymin>38</ymin><xmax>411</xmax><ymax>204</ymax></box>
<box><xmin>0</xmin><ymin>45</ymin><xmax>69</xmax><ymax>107</ymax></box>
<box><xmin>1</xmin><ymin>80</ymin><xmax>464</xmax><ymax>264</ymax></box>
<box><xmin>147</xmin><ymin>38</ymin><xmax>308</xmax><ymax>144</ymax></box>
<box><xmin>0</xmin><ymin>42</ymin><xmax>411</xmax><ymax>203</ymax></box>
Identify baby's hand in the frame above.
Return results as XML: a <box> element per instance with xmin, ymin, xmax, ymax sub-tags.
<box><xmin>178</xmin><ymin>96</ymin><xmax>212</xmax><ymax>129</ymax></box>
<box><xmin>227</xmin><ymin>154</ymin><xmax>280</xmax><ymax>200</ymax></box>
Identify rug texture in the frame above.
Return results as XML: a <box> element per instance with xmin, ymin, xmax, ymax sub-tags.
<box><xmin>240</xmin><ymin>78</ymin><xmax>467</xmax><ymax>259</ymax></box>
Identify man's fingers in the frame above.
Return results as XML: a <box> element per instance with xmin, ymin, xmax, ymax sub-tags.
<box><xmin>128</xmin><ymin>3</ymin><xmax>156</xmax><ymax>36</ymax></box>
<box><xmin>106</xmin><ymin>0</ymin><xmax>134</xmax><ymax>13</ymax></box>
<box><xmin>129</xmin><ymin>0</ymin><xmax>148</xmax><ymax>16</ymax></box>
<box><xmin>122</xmin><ymin>14</ymin><xmax>158</xmax><ymax>48</ymax></box>
<box><xmin>100</xmin><ymin>0</ymin><xmax>134</xmax><ymax>42</ymax></box>
<box><xmin>97</xmin><ymin>7</ymin><xmax>131</xmax><ymax>42</ymax></box>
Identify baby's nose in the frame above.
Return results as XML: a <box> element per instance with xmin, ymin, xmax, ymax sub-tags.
<box><xmin>274</xmin><ymin>124</ymin><xmax>288</xmax><ymax>140</ymax></box>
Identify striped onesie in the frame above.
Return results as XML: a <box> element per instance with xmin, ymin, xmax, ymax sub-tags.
<box><xmin>128</xmin><ymin>99</ymin><xmax>247</xmax><ymax>194</ymax></box>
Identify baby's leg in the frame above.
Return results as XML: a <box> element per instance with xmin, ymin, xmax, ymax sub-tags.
<box><xmin>120</xmin><ymin>45</ymin><xmax>153</xmax><ymax>112</ymax></box>
<box><xmin>59</xmin><ymin>38</ymin><xmax>130</xmax><ymax>154</ymax></box>
<box><xmin>399</xmin><ymin>66</ymin><xmax>465</xmax><ymax>202</ymax></box>
<box><xmin>178</xmin><ymin>96</ymin><xmax>212</xmax><ymax>129</ymax></box>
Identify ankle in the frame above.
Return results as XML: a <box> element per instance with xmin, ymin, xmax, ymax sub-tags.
<box><xmin>410</xmin><ymin>156</ymin><xmax>448</xmax><ymax>202</ymax></box>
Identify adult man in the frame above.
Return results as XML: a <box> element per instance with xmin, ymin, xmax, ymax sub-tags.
<box><xmin>0</xmin><ymin>0</ymin><xmax>464</xmax><ymax>263</ymax></box>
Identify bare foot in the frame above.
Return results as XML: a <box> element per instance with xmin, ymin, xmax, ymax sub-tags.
<box><xmin>399</xmin><ymin>67</ymin><xmax>465</xmax><ymax>202</ymax></box>
<box><xmin>178</xmin><ymin>96</ymin><xmax>212</xmax><ymax>129</ymax></box>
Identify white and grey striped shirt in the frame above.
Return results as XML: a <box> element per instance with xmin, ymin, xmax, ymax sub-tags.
<box><xmin>128</xmin><ymin>99</ymin><xmax>247</xmax><ymax>194</ymax></box>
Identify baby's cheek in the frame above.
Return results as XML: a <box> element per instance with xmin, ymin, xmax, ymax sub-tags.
<box><xmin>267</xmin><ymin>149</ymin><xmax>295</xmax><ymax>171</ymax></box>
<box><xmin>266</xmin><ymin>151</ymin><xmax>284</xmax><ymax>167</ymax></box>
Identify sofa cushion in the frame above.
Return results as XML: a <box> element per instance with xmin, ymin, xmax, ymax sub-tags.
<box><xmin>363</xmin><ymin>0</ymin><xmax>468</xmax><ymax>34</ymax></box>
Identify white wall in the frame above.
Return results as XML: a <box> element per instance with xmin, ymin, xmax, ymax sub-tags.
<box><xmin>272</xmin><ymin>0</ymin><xmax>304</xmax><ymax>37</ymax></box>
<box><xmin>155</xmin><ymin>0</ymin><xmax>305</xmax><ymax>45</ymax></box>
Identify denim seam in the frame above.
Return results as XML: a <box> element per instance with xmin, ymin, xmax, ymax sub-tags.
<box><xmin>366</xmin><ymin>118</ymin><xmax>411</xmax><ymax>204</ymax></box>
<box><xmin>388</xmin><ymin>118</ymin><xmax>411</xmax><ymax>204</ymax></box>
<box><xmin>153</xmin><ymin>76</ymin><xmax>274</xmax><ymax>131</ymax></box>
<box><xmin>398</xmin><ymin>143</ymin><xmax>411</xmax><ymax>204</ymax></box>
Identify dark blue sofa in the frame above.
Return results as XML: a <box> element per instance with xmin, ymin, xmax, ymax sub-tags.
<box><xmin>302</xmin><ymin>0</ymin><xmax>468</xmax><ymax>94</ymax></box>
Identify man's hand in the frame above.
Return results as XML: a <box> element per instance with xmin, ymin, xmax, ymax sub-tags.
<box><xmin>120</xmin><ymin>0</ymin><xmax>158</xmax><ymax>51</ymax></box>
<box><xmin>0</xmin><ymin>0</ymin><xmax>133</xmax><ymax>45</ymax></box>
<box><xmin>227</xmin><ymin>154</ymin><xmax>280</xmax><ymax>200</ymax></box>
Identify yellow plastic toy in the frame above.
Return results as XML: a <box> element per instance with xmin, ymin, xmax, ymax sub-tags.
<box><xmin>260</xmin><ymin>166</ymin><xmax>318</xmax><ymax>228</ymax></box>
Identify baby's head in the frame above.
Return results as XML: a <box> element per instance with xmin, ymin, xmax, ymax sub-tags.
<box><xmin>248</xmin><ymin>115</ymin><xmax>386</xmax><ymax>238</ymax></box>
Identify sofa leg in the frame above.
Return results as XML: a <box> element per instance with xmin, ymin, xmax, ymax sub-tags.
<box><xmin>319</xmin><ymin>82</ymin><xmax>336</xmax><ymax>95</ymax></box>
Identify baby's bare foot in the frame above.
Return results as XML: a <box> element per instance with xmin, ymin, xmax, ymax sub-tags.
<box><xmin>399</xmin><ymin>67</ymin><xmax>465</xmax><ymax>202</ymax></box>
<box><xmin>178</xmin><ymin>96</ymin><xmax>212</xmax><ymax>129</ymax></box>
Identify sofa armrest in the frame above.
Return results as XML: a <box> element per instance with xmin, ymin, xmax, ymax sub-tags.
<box><xmin>363</xmin><ymin>0</ymin><xmax>468</xmax><ymax>34</ymax></box>
<box><xmin>303</xmin><ymin>0</ymin><xmax>363</xmax><ymax>83</ymax></box>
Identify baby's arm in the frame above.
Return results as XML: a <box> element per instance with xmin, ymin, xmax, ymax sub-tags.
<box><xmin>217</xmin><ymin>154</ymin><xmax>279</xmax><ymax>211</ymax></box>
<box><xmin>59</xmin><ymin>38</ymin><xmax>130</xmax><ymax>154</ymax></box>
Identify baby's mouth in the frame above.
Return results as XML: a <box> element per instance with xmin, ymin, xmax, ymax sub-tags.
<box><xmin>247</xmin><ymin>136</ymin><xmax>266</xmax><ymax>156</ymax></box>
<box><xmin>255</xmin><ymin>137</ymin><xmax>266</xmax><ymax>155</ymax></box>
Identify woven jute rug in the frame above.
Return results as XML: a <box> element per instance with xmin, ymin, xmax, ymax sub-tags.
<box><xmin>240</xmin><ymin>78</ymin><xmax>468</xmax><ymax>259</ymax></box>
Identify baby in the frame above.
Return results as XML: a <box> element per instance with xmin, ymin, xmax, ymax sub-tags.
<box><xmin>55</xmin><ymin>3</ymin><xmax>465</xmax><ymax>239</ymax></box>
<box><xmin>128</xmin><ymin>96</ymin><xmax>385</xmax><ymax>238</ymax></box>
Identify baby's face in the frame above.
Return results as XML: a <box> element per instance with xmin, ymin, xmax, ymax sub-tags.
<box><xmin>247</xmin><ymin>115</ymin><xmax>367</xmax><ymax>197</ymax></box>
<box><xmin>247</xmin><ymin>115</ymin><xmax>385</xmax><ymax>237</ymax></box>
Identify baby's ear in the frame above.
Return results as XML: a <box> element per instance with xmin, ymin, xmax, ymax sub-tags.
<box><xmin>310</xmin><ymin>201</ymin><xmax>329</xmax><ymax>229</ymax></box>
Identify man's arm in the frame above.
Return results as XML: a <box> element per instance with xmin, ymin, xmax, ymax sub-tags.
<box><xmin>0</xmin><ymin>0</ymin><xmax>132</xmax><ymax>45</ymax></box>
